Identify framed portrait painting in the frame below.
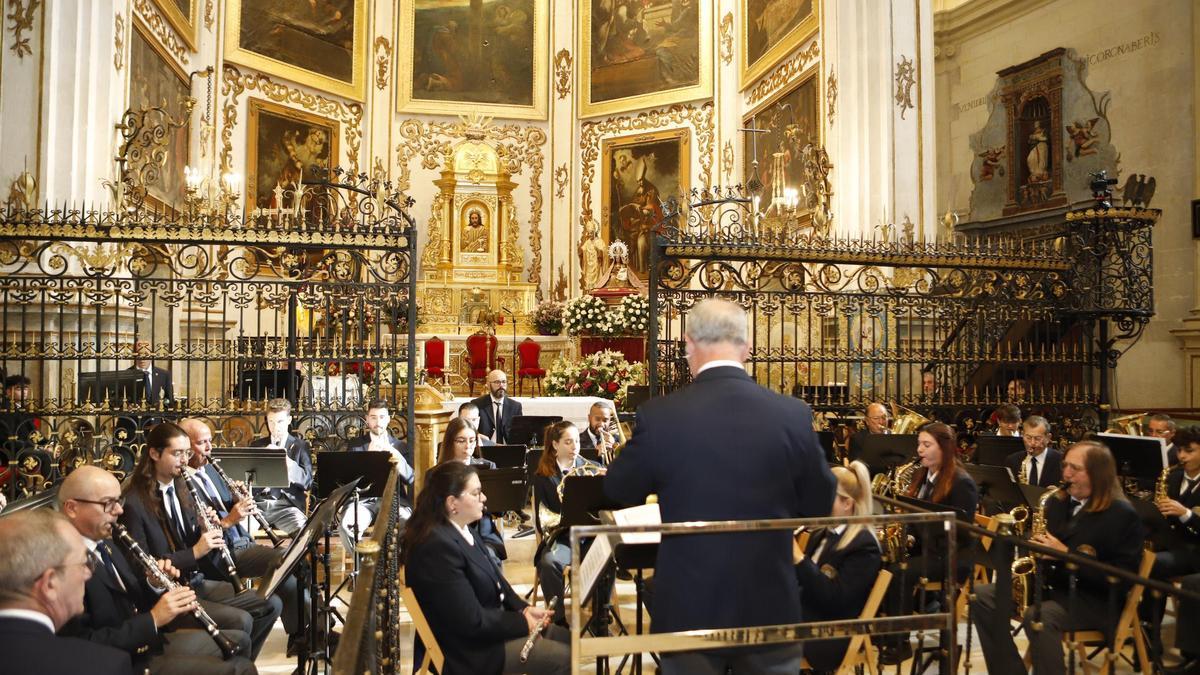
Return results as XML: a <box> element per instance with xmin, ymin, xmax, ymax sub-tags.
<box><xmin>398</xmin><ymin>0</ymin><xmax>549</xmax><ymax>120</ymax></box>
<box><xmin>245</xmin><ymin>99</ymin><xmax>340</xmax><ymax>212</ymax></box>
<box><xmin>741</xmin><ymin>73</ymin><xmax>820</xmax><ymax>221</ymax></box>
<box><xmin>579</xmin><ymin>0</ymin><xmax>712</xmax><ymax>118</ymax></box>
<box><xmin>149</xmin><ymin>0</ymin><xmax>199</xmax><ymax>51</ymax></box>
<box><xmin>224</xmin><ymin>0</ymin><xmax>367</xmax><ymax>101</ymax></box>
<box><xmin>601</xmin><ymin>128</ymin><xmax>690</xmax><ymax>278</ymax></box>
<box><xmin>740</xmin><ymin>0</ymin><xmax>819</xmax><ymax>89</ymax></box>
<box><xmin>129</xmin><ymin>20</ymin><xmax>191</xmax><ymax>213</ymax></box>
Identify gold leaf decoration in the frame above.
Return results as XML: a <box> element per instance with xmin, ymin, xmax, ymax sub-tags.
<box><xmin>5</xmin><ymin>0</ymin><xmax>39</xmax><ymax>58</ymax></box>
<box><xmin>553</xmin><ymin>48</ymin><xmax>573</xmax><ymax>99</ymax></box>
<box><xmin>113</xmin><ymin>12</ymin><xmax>125</xmax><ymax>71</ymax></box>
<box><xmin>745</xmin><ymin>39</ymin><xmax>819</xmax><ymax>107</ymax></box>
<box><xmin>131</xmin><ymin>0</ymin><xmax>188</xmax><ymax>65</ymax></box>
<box><xmin>719</xmin><ymin>12</ymin><xmax>733</xmax><ymax>66</ymax></box>
<box><xmin>374</xmin><ymin>36</ymin><xmax>391</xmax><ymax>91</ymax></box>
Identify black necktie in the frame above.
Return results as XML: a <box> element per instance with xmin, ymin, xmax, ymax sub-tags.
<box><xmin>494</xmin><ymin>401</ymin><xmax>503</xmax><ymax>442</ymax></box>
<box><xmin>95</xmin><ymin>541</ymin><xmax>127</xmax><ymax>592</ymax></box>
<box><xmin>1183</xmin><ymin>477</ymin><xmax>1198</xmax><ymax>497</ymax></box>
<box><xmin>919</xmin><ymin>479</ymin><xmax>934</xmax><ymax>500</ymax></box>
<box><xmin>1028</xmin><ymin>456</ymin><xmax>1039</xmax><ymax>486</ymax></box>
<box><xmin>164</xmin><ymin>486</ymin><xmax>188</xmax><ymax>544</ymax></box>
<box><xmin>1069</xmin><ymin>499</ymin><xmax>1083</xmax><ymax>517</ymax></box>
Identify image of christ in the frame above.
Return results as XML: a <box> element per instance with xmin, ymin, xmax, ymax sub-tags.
<box><xmin>461</xmin><ymin>209</ymin><xmax>490</xmax><ymax>253</ymax></box>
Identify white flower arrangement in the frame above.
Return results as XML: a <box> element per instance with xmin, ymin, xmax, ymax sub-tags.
<box><xmin>563</xmin><ymin>293</ymin><xmax>650</xmax><ymax>336</ymax></box>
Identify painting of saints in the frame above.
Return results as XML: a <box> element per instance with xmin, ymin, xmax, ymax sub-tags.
<box><xmin>128</xmin><ymin>24</ymin><xmax>190</xmax><ymax>212</ymax></box>
<box><xmin>745</xmin><ymin>0</ymin><xmax>813</xmax><ymax>73</ymax></box>
<box><xmin>236</xmin><ymin>0</ymin><xmax>357</xmax><ymax>84</ymax></box>
<box><xmin>742</xmin><ymin>75</ymin><xmax>818</xmax><ymax>214</ymax></box>
<box><xmin>247</xmin><ymin>101</ymin><xmax>339</xmax><ymax>211</ymax></box>
<box><xmin>588</xmin><ymin>0</ymin><xmax>700</xmax><ymax>104</ymax></box>
<box><xmin>460</xmin><ymin>209</ymin><xmax>490</xmax><ymax>253</ymax></box>
<box><xmin>411</xmin><ymin>0</ymin><xmax>535</xmax><ymax>106</ymax></box>
<box><xmin>603</xmin><ymin>131</ymin><xmax>685</xmax><ymax>278</ymax></box>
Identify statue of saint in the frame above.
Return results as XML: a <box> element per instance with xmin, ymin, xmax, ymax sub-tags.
<box><xmin>1025</xmin><ymin>120</ymin><xmax>1049</xmax><ymax>183</ymax></box>
<box><xmin>578</xmin><ymin>217</ymin><xmax>610</xmax><ymax>291</ymax></box>
<box><xmin>460</xmin><ymin>209</ymin><xmax>489</xmax><ymax>253</ymax></box>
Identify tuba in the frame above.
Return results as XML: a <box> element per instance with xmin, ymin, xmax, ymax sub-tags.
<box><xmin>1106</xmin><ymin>412</ymin><xmax>1147</xmax><ymax>435</ymax></box>
<box><xmin>1011</xmin><ymin>483</ymin><xmax>1061</xmax><ymax>617</ymax></box>
<box><xmin>890</xmin><ymin>403</ymin><xmax>932</xmax><ymax>435</ymax></box>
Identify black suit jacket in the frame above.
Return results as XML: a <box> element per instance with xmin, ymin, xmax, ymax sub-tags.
<box><xmin>1003</xmin><ymin>448</ymin><xmax>1063</xmax><ymax>488</ymax></box>
<box><xmin>796</xmin><ymin>528</ymin><xmax>883</xmax><ymax>670</ymax></box>
<box><xmin>604</xmin><ymin>365</ymin><xmax>836</xmax><ymax>633</ymax></box>
<box><xmin>249</xmin><ymin>433</ymin><xmax>313</xmax><ymax>509</ymax></box>
<box><xmin>406</xmin><ymin>523</ymin><xmax>528</xmax><ymax>675</ymax></box>
<box><xmin>1</xmin><ymin>616</ymin><xmax>133</xmax><ymax>675</ymax></box>
<box><xmin>125</xmin><ymin>365</ymin><xmax>173</xmax><ymax>407</ymax></box>
<box><xmin>1162</xmin><ymin>469</ymin><xmax>1200</xmax><ymax>566</ymax></box>
<box><xmin>1167</xmin><ymin>443</ymin><xmax>1180</xmax><ymax>467</ymax></box>
<box><xmin>60</xmin><ymin>538</ymin><xmax>162</xmax><ymax>668</ymax></box>
<box><xmin>1044</xmin><ymin>495</ymin><xmax>1145</xmax><ymax>601</ymax></box>
<box><xmin>118</xmin><ymin>479</ymin><xmax>205</xmax><ymax>576</ymax></box>
<box><xmin>469</xmin><ymin>394</ymin><xmax>523</xmax><ymax>444</ymax></box>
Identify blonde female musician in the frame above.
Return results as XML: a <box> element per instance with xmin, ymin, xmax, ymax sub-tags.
<box><xmin>796</xmin><ymin>461</ymin><xmax>882</xmax><ymax>672</ymax></box>
<box><xmin>533</xmin><ymin>421</ymin><xmax>602</xmax><ymax>607</ymax></box>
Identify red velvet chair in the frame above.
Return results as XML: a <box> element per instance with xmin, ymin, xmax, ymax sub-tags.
<box><xmin>465</xmin><ymin>332</ymin><xmax>499</xmax><ymax>395</ymax></box>
<box><xmin>516</xmin><ymin>338</ymin><xmax>546</xmax><ymax>395</ymax></box>
<box><xmin>423</xmin><ymin>337</ymin><xmax>446</xmax><ymax>384</ymax></box>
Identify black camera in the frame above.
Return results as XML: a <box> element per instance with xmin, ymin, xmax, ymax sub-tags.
<box><xmin>1089</xmin><ymin>170</ymin><xmax>1117</xmax><ymax>209</ymax></box>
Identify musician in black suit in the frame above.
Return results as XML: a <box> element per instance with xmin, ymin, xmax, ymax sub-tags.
<box><xmin>458</xmin><ymin>402</ymin><xmax>496</xmax><ymax>448</ymax></box>
<box><xmin>532</xmin><ymin>421</ymin><xmax>602</xmax><ymax>604</ymax></box>
<box><xmin>1002</xmin><ymin>415</ymin><xmax>1063</xmax><ymax>488</ymax></box>
<box><xmin>470</xmin><ymin>370</ymin><xmax>523</xmax><ymax>444</ymax></box>
<box><xmin>0</xmin><ymin>374</ymin><xmax>35</xmax><ymax>449</ymax></box>
<box><xmin>879</xmin><ymin>421</ymin><xmax>979</xmax><ymax>663</ymax></box>
<box><xmin>57</xmin><ymin>466</ymin><xmax>256</xmax><ymax>674</ymax></box>
<box><xmin>1144</xmin><ymin>425</ymin><xmax>1200</xmax><ymax>661</ymax></box>
<box><xmin>973</xmin><ymin>440</ymin><xmax>1145</xmax><ymax>675</ymax></box>
<box><xmin>604</xmin><ymin>299</ymin><xmax>836</xmax><ymax>675</ymax></box>
<box><xmin>129</xmin><ymin>342</ymin><xmax>174</xmax><ymax>408</ymax></box>
<box><xmin>341</xmin><ymin>400</ymin><xmax>415</xmax><ymax>547</ymax></box>
<box><xmin>578</xmin><ymin>400</ymin><xmax>623</xmax><ymax>464</ymax></box>
<box><xmin>438</xmin><ymin>419</ymin><xmax>504</xmax><ymax>565</ymax></box>
<box><xmin>180</xmin><ymin>418</ymin><xmax>309</xmax><ymax>654</ymax></box>
<box><xmin>795</xmin><ymin>461</ymin><xmax>883</xmax><ymax>671</ymax></box>
<box><xmin>1150</xmin><ymin>413</ymin><xmax>1180</xmax><ymax>466</ymax></box>
<box><xmin>400</xmin><ymin>462</ymin><xmax>569</xmax><ymax>675</ymax></box>
<box><xmin>118</xmin><ymin>423</ymin><xmax>279</xmax><ymax>658</ymax></box>
<box><xmin>248</xmin><ymin>398</ymin><xmax>312</xmax><ymax>535</ymax></box>
<box><xmin>847</xmin><ymin>402</ymin><xmax>889</xmax><ymax>462</ymax></box>
<box><xmin>0</xmin><ymin>508</ymin><xmax>134</xmax><ymax>675</ymax></box>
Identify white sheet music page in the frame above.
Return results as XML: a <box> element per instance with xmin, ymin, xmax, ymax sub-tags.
<box><xmin>613</xmin><ymin>502</ymin><xmax>661</xmax><ymax>544</ymax></box>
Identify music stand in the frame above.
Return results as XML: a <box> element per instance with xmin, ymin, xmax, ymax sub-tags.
<box><xmin>239</xmin><ymin>368</ymin><xmax>303</xmax><ymax>400</ymax></box>
<box><xmin>965</xmin><ymin>464</ymin><xmax>1027</xmax><ymax>516</ymax></box>
<box><xmin>860</xmin><ymin>434</ymin><xmax>919</xmax><ymax>477</ymax></box>
<box><xmin>211</xmin><ymin>449</ymin><xmax>290</xmax><ymax>489</ymax></box>
<box><xmin>562</xmin><ymin>475</ymin><xmax>623</xmax><ymax>529</ymax></box>
<box><xmin>77</xmin><ymin>370</ymin><xmax>145</xmax><ymax>406</ymax></box>
<box><xmin>817</xmin><ymin>430</ymin><xmax>837</xmax><ymax>464</ymax></box>
<box><xmin>478</xmin><ymin>467</ymin><xmax>528</xmax><ymax>513</ymax></box>
<box><xmin>625</xmin><ymin>385</ymin><xmax>650</xmax><ymax>411</ymax></box>
<box><xmin>1098</xmin><ymin>433</ymin><xmax>1166</xmax><ymax>481</ymax></box>
<box><xmin>315</xmin><ymin>451</ymin><xmax>393</xmax><ymax>500</ymax></box>
<box><xmin>481</xmin><ymin>444</ymin><xmax>527</xmax><ymax>469</ymax></box>
<box><xmin>975</xmin><ymin>436</ymin><xmax>1024</xmax><ymax>468</ymax></box>
<box><xmin>508</xmin><ymin>415</ymin><xmax>562</xmax><ymax>448</ymax></box>
<box><xmin>1018</xmin><ymin>484</ymin><xmax>1050</xmax><ymax>509</ymax></box>
<box><xmin>260</xmin><ymin>479</ymin><xmax>360</xmax><ymax>599</ymax></box>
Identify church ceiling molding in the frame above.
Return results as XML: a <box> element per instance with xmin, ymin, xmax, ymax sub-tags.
<box><xmin>132</xmin><ymin>0</ymin><xmax>190</xmax><ymax>66</ymax></box>
<box><xmin>219</xmin><ymin>64</ymin><xmax>364</xmax><ymax>180</ymax></box>
<box><xmin>744</xmin><ymin>36</ymin><xmax>820</xmax><ymax>108</ymax></box>
<box><xmin>396</xmin><ymin>116</ymin><xmax>548</xmax><ymax>298</ymax></box>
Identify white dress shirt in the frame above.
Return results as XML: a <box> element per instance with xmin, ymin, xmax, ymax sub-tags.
<box><xmin>697</xmin><ymin>359</ymin><xmax>745</xmax><ymax>374</ymax></box>
<box><xmin>0</xmin><ymin>608</ymin><xmax>54</xmax><ymax>633</ymax></box>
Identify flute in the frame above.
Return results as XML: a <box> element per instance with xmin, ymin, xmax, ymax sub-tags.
<box><xmin>208</xmin><ymin>458</ymin><xmax>283</xmax><ymax>547</ymax></box>
<box><xmin>111</xmin><ymin>523</ymin><xmax>241</xmax><ymax>660</ymax></box>
<box><xmin>519</xmin><ymin>595</ymin><xmax>559</xmax><ymax>663</ymax></box>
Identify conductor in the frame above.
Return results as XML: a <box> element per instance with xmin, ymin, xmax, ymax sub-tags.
<box><xmin>604</xmin><ymin>298</ymin><xmax>836</xmax><ymax>675</ymax></box>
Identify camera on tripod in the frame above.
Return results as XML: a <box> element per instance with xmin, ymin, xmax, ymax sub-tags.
<box><xmin>1089</xmin><ymin>170</ymin><xmax>1118</xmax><ymax>209</ymax></box>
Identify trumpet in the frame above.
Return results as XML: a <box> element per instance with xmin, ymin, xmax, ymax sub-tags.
<box><xmin>111</xmin><ymin>523</ymin><xmax>242</xmax><ymax>660</ymax></box>
<box><xmin>208</xmin><ymin>458</ymin><xmax>282</xmax><ymax>547</ymax></box>
<box><xmin>180</xmin><ymin>468</ymin><xmax>243</xmax><ymax>589</ymax></box>
<box><xmin>519</xmin><ymin>596</ymin><xmax>559</xmax><ymax>663</ymax></box>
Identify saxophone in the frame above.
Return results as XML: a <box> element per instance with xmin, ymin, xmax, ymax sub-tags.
<box><xmin>1011</xmin><ymin>484</ymin><xmax>1061</xmax><ymax>617</ymax></box>
<box><xmin>1156</xmin><ymin>464</ymin><xmax>1175</xmax><ymax>503</ymax></box>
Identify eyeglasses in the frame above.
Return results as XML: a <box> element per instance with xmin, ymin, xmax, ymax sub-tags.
<box><xmin>72</xmin><ymin>496</ymin><xmax>125</xmax><ymax>513</ymax></box>
<box><xmin>57</xmin><ymin>556</ymin><xmax>97</xmax><ymax>574</ymax></box>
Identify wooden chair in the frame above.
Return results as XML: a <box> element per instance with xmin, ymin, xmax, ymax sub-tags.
<box><xmin>399</xmin><ymin>566</ymin><xmax>445</xmax><ymax>675</ymax></box>
<box><xmin>1022</xmin><ymin>549</ymin><xmax>1154</xmax><ymax>675</ymax></box>
<box><xmin>516</xmin><ymin>338</ymin><xmax>546</xmax><ymax>395</ymax></box>
<box><xmin>423</xmin><ymin>336</ymin><xmax>446</xmax><ymax>385</ymax></box>
<box><xmin>800</xmin><ymin>569</ymin><xmax>893</xmax><ymax>675</ymax></box>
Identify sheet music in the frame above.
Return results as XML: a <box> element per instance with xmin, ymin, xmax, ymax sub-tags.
<box><xmin>578</xmin><ymin>533</ymin><xmax>614</xmax><ymax>603</ymax></box>
<box><xmin>612</xmin><ymin>502</ymin><xmax>661</xmax><ymax>544</ymax></box>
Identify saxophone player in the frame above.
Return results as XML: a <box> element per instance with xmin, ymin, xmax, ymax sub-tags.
<box><xmin>1003</xmin><ymin>416</ymin><xmax>1063</xmax><ymax>488</ymax></box>
<box><xmin>972</xmin><ymin>440</ymin><xmax>1145</xmax><ymax>675</ymax></box>
<box><xmin>1146</xmin><ymin>426</ymin><xmax>1200</xmax><ymax>663</ymax></box>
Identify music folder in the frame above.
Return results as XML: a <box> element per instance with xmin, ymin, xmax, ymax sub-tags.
<box><xmin>1098</xmin><ymin>432</ymin><xmax>1166</xmax><ymax>479</ymax></box>
<box><xmin>975</xmin><ymin>435</ymin><xmax>1025</xmax><ymax>468</ymax></box>
<box><xmin>480</xmin><ymin>444</ymin><xmax>527</xmax><ymax>469</ymax></box>
<box><xmin>315</xmin><ymin>451</ymin><xmax>393</xmax><ymax>500</ymax></box>
<box><xmin>211</xmin><ymin>448</ymin><xmax>290</xmax><ymax>488</ymax></box>
<box><xmin>477</xmin><ymin>467</ymin><xmax>527</xmax><ymax>513</ymax></box>
<box><xmin>860</xmin><ymin>434</ymin><xmax>919</xmax><ymax>477</ymax></box>
<box><xmin>965</xmin><ymin>464</ymin><xmax>1028</xmax><ymax>516</ymax></box>
<box><xmin>507</xmin><ymin>415</ymin><xmax>562</xmax><ymax>448</ymax></box>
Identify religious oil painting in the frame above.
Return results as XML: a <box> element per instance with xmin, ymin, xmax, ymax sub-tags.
<box><xmin>245</xmin><ymin>99</ymin><xmax>340</xmax><ymax>212</ymax></box>
<box><xmin>151</xmin><ymin>0</ymin><xmax>199</xmax><ymax>50</ymax></box>
<box><xmin>129</xmin><ymin>20</ymin><xmax>191</xmax><ymax>213</ymax></box>
<box><xmin>399</xmin><ymin>0</ymin><xmax>549</xmax><ymax>120</ymax></box>
<box><xmin>741</xmin><ymin>74</ymin><xmax>819</xmax><ymax>218</ymax></box>
<box><xmin>459</xmin><ymin>205</ymin><xmax>491</xmax><ymax>255</ymax></box>
<box><xmin>224</xmin><ymin>0</ymin><xmax>367</xmax><ymax>101</ymax></box>
<box><xmin>579</xmin><ymin>0</ymin><xmax>712</xmax><ymax>117</ymax></box>
<box><xmin>601</xmin><ymin>128</ymin><xmax>690</xmax><ymax>278</ymax></box>
<box><xmin>741</xmin><ymin>0</ymin><xmax>819</xmax><ymax>89</ymax></box>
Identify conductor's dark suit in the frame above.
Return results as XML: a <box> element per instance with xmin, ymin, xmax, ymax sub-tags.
<box><xmin>605</xmin><ymin>364</ymin><xmax>837</xmax><ymax>641</ymax></box>
<box><xmin>126</xmin><ymin>365</ymin><xmax>173</xmax><ymax>407</ymax></box>
<box><xmin>795</xmin><ymin>528</ymin><xmax>883</xmax><ymax>670</ymax></box>
<box><xmin>1003</xmin><ymin>448</ymin><xmax>1063</xmax><ymax>488</ymax></box>
<box><xmin>469</xmin><ymin>394</ymin><xmax>523</xmax><ymax>445</ymax></box>
<box><xmin>2</xmin><ymin>615</ymin><xmax>133</xmax><ymax>675</ymax></box>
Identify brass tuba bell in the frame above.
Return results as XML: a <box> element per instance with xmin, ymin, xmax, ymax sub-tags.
<box><xmin>890</xmin><ymin>403</ymin><xmax>932</xmax><ymax>435</ymax></box>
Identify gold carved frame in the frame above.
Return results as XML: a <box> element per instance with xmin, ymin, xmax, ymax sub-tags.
<box><xmin>740</xmin><ymin>0</ymin><xmax>820</xmax><ymax>90</ymax></box>
<box><xmin>244</xmin><ymin>98</ymin><xmax>341</xmax><ymax>213</ymax></box>
<box><xmin>128</xmin><ymin>17</ymin><xmax>192</xmax><ymax>215</ymax></box>
<box><xmin>578</xmin><ymin>0</ymin><xmax>713</xmax><ymax>118</ymax></box>
<box><xmin>397</xmin><ymin>0</ymin><xmax>549</xmax><ymax>120</ymax></box>
<box><xmin>224</xmin><ymin>0</ymin><xmax>368</xmax><ymax>101</ymax></box>
<box><xmin>740</xmin><ymin>69</ymin><xmax>822</xmax><ymax>229</ymax></box>
<box><xmin>149</xmin><ymin>0</ymin><xmax>200</xmax><ymax>51</ymax></box>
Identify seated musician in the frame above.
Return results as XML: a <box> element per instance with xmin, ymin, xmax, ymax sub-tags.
<box><xmin>1148</xmin><ymin>413</ymin><xmax>1180</xmax><ymax>466</ymax></box>
<box><xmin>248</xmin><ymin>398</ymin><xmax>311</xmax><ymax>535</ymax></box>
<box><xmin>578</xmin><ymin>400</ymin><xmax>623</xmax><ymax>465</ymax></box>
<box><xmin>340</xmin><ymin>400</ymin><xmax>415</xmax><ymax>549</ymax></box>
<box><xmin>988</xmin><ymin>403</ymin><xmax>1022</xmax><ymax>437</ymax></box>
<box><xmin>848</xmin><ymin>402</ymin><xmax>889</xmax><ymax>462</ymax></box>
<box><xmin>58</xmin><ymin>466</ymin><xmax>258</xmax><ymax>674</ymax></box>
<box><xmin>795</xmin><ymin>461</ymin><xmax>881</xmax><ymax>672</ymax></box>
<box><xmin>458</xmin><ymin>402</ymin><xmax>495</xmax><ymax>448</ymax></box>
<box><xmin>1146</xmin><ymin>425</ymin><xmax>1200</xmax><ymax>658</ymax></box>
<box><xmin>179</xmin><ymin>418</ymin><xmax>312</xmax><ymax>658</ymax></box>
<box><xmin>438</xmin><ymin>418</ymin><xmax>504</xmax><ymax>565</ymax></box>
<box><xmin>533</xmin><ymin>420</ymin><xmax>603</xmax><ymax>605</ymax></box>
<box><xmin>400</xmin><ymin>461</ymin><xmax>569</xmax><ymax>675</ymax></box>
<box><xmin>971</xmin><ymin>440</ymin><xmax>1145</xmax><ymax>675</ymax></box>
<box><xmin>1004</xmin><ymin>415</ymin><xmax>1062</xmax><ymax>488</ymax></box>
<box><xmin>879</xmin><ymin>421</ymin><xmax>978</xmax><ymax>664</ymax></box>
<box><xmin>118</xmin><ymin>422</ymin><xmax>280</xmax><ymax>658</ymax></box>
<box><xmin>0</xmin><ymin>374</ymin><xmax>35</xmax><ymax>448</ymax></box>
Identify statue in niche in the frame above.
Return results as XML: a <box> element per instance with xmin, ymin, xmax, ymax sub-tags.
<box><xmin>1025</xmin><ymin>120</ymin><xmax>1049</xmax><ymax>183</ymax></box>
<box><xmin>578</xmin><ymin>217</ymin><xmax>610</xmax><ymax>291</ymax></box>
<box><xmin>460</xmin><ymin>208</ymin><xmax>489</xmax><ymax>253</ymax></box>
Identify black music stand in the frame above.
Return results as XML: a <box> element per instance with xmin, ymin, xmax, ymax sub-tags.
<box><xmin>625</xmin><ymin>385</ymin><xmax>651</xmax><ymax>411</ymax></box>
<box><xmin>478</xmin><ymin>467</ymin><xmax>527</xmax><ymax>513</ymax></box>
<box><xmin>860</xmin><ymin>434</ymin><xmax>919</xmax><ymax>476</ymax></box>
<box><xmin>239</xmin><ymin>368</ymin><xmax>303</xmax><ymax>400</ymax></box>
<box><xmin>77</xmin><ymin>370</ymin><xmax>146</xmax><ymax>407</ymax></box>
<box><xmin>481</xmin><ymin>444</ymin><xmax>527</xmax><ymax>469</ymax></box>
<box><xmin>508</xmin><ymin>415</ymin><xmax>562</xmax><ymax>448</ymax></box>
<box><xmin>211</xmin><ymin>449</ymin><xmax>290</xmax><ymax>489</ymax></box>
<box><xmin>975</xmin><ymin>436</ymin><xmax>1024</xmax><ymax>467</ymax></box>
<box><xmin>817</xmin><ymin>430</ymin><xmax>837</xmax><ymax>464</ymax></box>
<box><xmin>315</xmin><ymin>451</ymin><xmax>393</xmax><ymax>500</ymax></box>
<box><xmin>1098</xmin><ymin>433</ymin><xmax>1166</xmax><ymax>483</ymax></box>
<box><xmin>966</xmin><ymin>464</ymin><xmax>1027</xmax><ymax>516</ymax></box>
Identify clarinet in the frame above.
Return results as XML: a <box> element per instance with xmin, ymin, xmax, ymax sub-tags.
<box><xmin>208</xmin><ymin>458</ymin><xmax>283</xmax><ymax>547</ymax></box>
<box><xmin>519</xmin><ymin>596</ymin><xmax>559</xmax><ymax>663</ymax></box>
<box><xmin>180</xmin><ymin>469</ymin><xmax>244</xmax><ymax>589</ymax></box>
<box><xmin>111</xmin><ymin>523</ymin><xmax>241</xmax><ymax>660</ymax></box>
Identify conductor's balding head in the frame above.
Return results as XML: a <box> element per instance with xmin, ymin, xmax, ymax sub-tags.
<box><xmin>683</xmin><ymin>299</ymin><xmax>750</xmax><ymax>376</ymax></box>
